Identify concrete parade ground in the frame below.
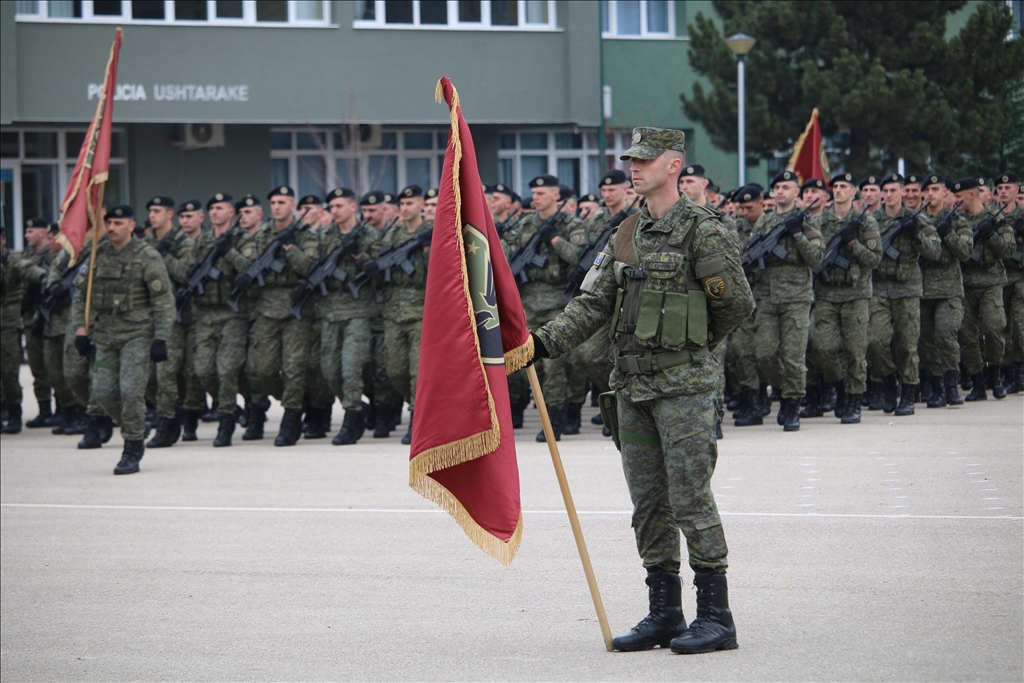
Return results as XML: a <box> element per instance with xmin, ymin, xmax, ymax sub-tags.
<box><xmin>2</xmin><ymin>365</ymin><xmax>1022</xmax><ymax>682</ymax></box>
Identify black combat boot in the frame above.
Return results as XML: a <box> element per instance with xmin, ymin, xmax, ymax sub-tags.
<box><xmin>145</xmin><ymin>401</ymin><xmax>158</xmax><ymax>431</ymax></box>
<box><xmin>1</xmin><ymin>404</ymin><xmax>22</xmax><ymax>434</ymax></box>
<box><xmin>511</xmin><ymin>400</ymin><xmax>525</xmax><ymax>429</ymax></box>
<box><xmin>602</xmin><ymin>425</ymin><xmax>613</xmax><ymax>438</ymax></box>
<box><xmin>988</xmin><ymin>364</ymin><xmax>1006</xmax><ymax>399</ymax></box>
<box><xmin>867</xmin><ymin>381</ymin><xmax>884</xmax><ymax>411</ymax></box>
<box><xmin>927</xmin><ymin>374</ymin><xmax>946</xmax><ymax>408</ymax></box>
<box><xmin>960</xmin><ymin>363</ymin><xmax>972</xmax><ymax>391</ymax></box>
<box><xmin>799</xmin><ymin>384</ymin><xmax>822</xmax><ymax>418</ymax></box>
<box><xmin>60</xmin><ymin>405</ymin><xmax>89</xmax><ymax>435</ymax></box>
<box><xmin>881</xmin><ymin>373</ymin><xmax>899</xmax><ymax>414</ymax></box>
<box><xmin>591</xmin><ymin>412</ymin><xmax>604</xmax><ymax>425</ymax></box>
<box><xmin>237</xmin><ymin>402</ymin><xmax>250</xmax><ymax>428</ymax></box>
<box><xmin>536</xmin><ymin>405</ymin><xmax>564</xmax><ymax>442</ymax></box>
<box><xmin>213</xmin><ymin>414</ymin><xmax>235</xmax><ymax>447</ymax></box>
<box><xmin>964</xmin><ymin>372</ymin><xmax>987</xmax><ymax>401</ymax></box>
<box><xmin>669</xmin><ymin>572</ymin><xmax>738</xmax><ymax>654</ymax></box>
<box><xmin>181</xmin><ymin>410</ymin><xmax>200</xmax><ymax>441</ymax></box>
<box><xmin>25</xmin><ymin>401</ymin><xmax>52</xmax><ymax>429</ymax></box>
<box><xmin>783</xmin><ymin>398</ymin><xmax>801</xmax><ymax>432</ymax></box>
<box><xmin>894</xmin><ymin>386</ymin><xmax>915</xmax><ymax>416</ymax></box>
<box><xmin>114</xmin><ymin>440</ymin><xmax>145</xmax><ymax>475</ymax></box>
<box><xmin>1003</xmin><ymin>365</ymin><xmax>1018</xmax><ymax>394</ymax></box>
<box><xmin>919</xmin><ymin>373</ymin><xmax>933</xmax><ymax>403</ymax></box>
<box><xmin>45</xmin><ymin>402</ymin><xmax>65</xmax><ymax>428</ymax></box>
<box><xmin>99</xmin><ymin>415</ymin><xmax>114</xmax><ymax>443</ymax></box>
<box><xmin>944</xmin><ymin>371</ymin><xmax>964</xmax><ymax>405</ymax></box>
<box><xmin>146</xmin><ymin>415</ymin><xmax>181</xmax><ymax>448</ymax></box>
<box><xmin>78</xmin><ymin>415</ymin><xmax>104</xmax><ymax>449</ymax></box>
<box><xmin>775</xmin><ymin>396</ymin><xmax>788</xmax><ymax>426</ymax></box>
<box><xmin>563</xmin><ymin>402</ymin><xmax>583</xmax><ymax>435</ymax></box>
<box><xmin>756</xmin><ymin>384</ymin><xmax>770</xmax><ymax>417</ymax></box>
<box><xmin>274</xmin><ymin>409</ymin><xmax>303</xmax><ymax>447</ymax></box>
<box><xmin>364</xmin><ymin>401</ymin><xmax>376</xmax><ymax>430</ymax></box>
<box><xmin>322</xmin><ymin>405</ymin><xmax>333</xmax><ymax>434</ymax></box>
<box><xmin>733</xmin><ymin>390</ymin><xmax>762</xmax><ymax>426</ymax></box>
<box><xmin>841</xmin><ymin>394</ymin><xmax>862</xmax><ymax>423</ymax></box>
<box><xmin>200</xmin><ymin>400</ymin><xmax>219</xmax><ymax>422</ymax></box>
<box><xmin>832</xmin><ymin>381</ymin><xmax>847</xmax><ymax>419</ymax></box>
<box><xmin>373</xmin><ymin>403</ymin><xmax>392</xmax><ymax>438</ymax></box>
<box><xmin>242</xmin><ymin>406</ymin><xmax>266</xmax><ymax>441</ymax></box>
<box><xmin>820</xmin><ymin>383</ymin><xmax>837</xmax><ymax>413</ymax></box>
<box><xmin>333</xmin><ymin>408</ymin><xmax>365</xmax><ymax>445</ymax></box>
<box><xmin>303</xmin><ymin>408</ymin><xmax>327</xmax><ymax>439</ymax></box>
<box><xmin>611</xmin><ymin>568</ymin><xmax>687</xmax><ymax>651</ymax></box>
<box><xmin>401</xmin><ymin>411</ymin><xmax>414</xmax><ymax>446</ymax></box>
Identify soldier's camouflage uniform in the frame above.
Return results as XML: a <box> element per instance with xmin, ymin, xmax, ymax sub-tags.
<box><xmin>867</xmin><ymin>207</ymin><xmax>941</xmax><ymax>386</ymax></box>
<box><xmin>728</xmin><ymin>216</ymin><xmax>759</xmax><ymax>394</ymax></box>
<box><xmin>535</xmin><ymin>195</ymin><xmax>753</xmax><ymax>573</ymax></box>
<box><xmin>62</xmin><ymin>241</ymin><xmax>93</xmax><ymax>406</ymax></box>
<box><xmin>1</xmin><ymin>247</ymin><xmax>26</xmax><ymax>408</ymax></box>
<box><xmin>811</xmin><ymin>207</ymin><xmax>882</xmax><ymax>395</ymax></box>
<box><xmin>920</xmin><ymin>208</ymin><xmax>973</xmax><ymax>377</ymax></box>
<box><xmin>72</xmin><ymin>238</ymin><xmax>173</xmax><ymax>442</ymax></box>
<box><xmin>959</xmin><ymin>207</ymin><xmax>1015</xmax><ymax>374</ymax></box>
<box><xmin>19</xmin><ymin>247</ymin><xmax>77</xmax><ymax>413</ymax></box>
<box><xmin>1003</xmin><ymin>207</ymin><xmax>1024</xmax><ymax>367</ymax></box>
<box><xmin>17</xmin><ymin>245</ymin><xmax>52</xmax><ymax>409</ymax></box>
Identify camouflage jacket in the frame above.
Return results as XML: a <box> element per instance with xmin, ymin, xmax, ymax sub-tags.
<box><xmin>39</xmin><ymin>246</ymin><xmax>75</xmax><ymax>336</ymax></box>
<box><xmin>1004</xmin><ymin>207</ymin><xmax>1024</xmax><ymax>282</ymax></box>
<box><xmin>315</xmin><ymin>222</ymin><xmax>381</xmax><ymax>322</ymax></box>
<box><xmin>811</xmin><ymin>206</ymin><xmax>882</xmax><ymax>303</ymax></box>
<box><xmin>1</xmin><ymin>248</ymin><xmax>26</xmax><ymax>330</ymax></box>
<box><xmin>506</xmin><ymin>210</ymin><xmax>585</xmax><ymax>312</ymax></box>
<box><xmin>750</xmin><ymin>206</ymin><xmax>825</xmax><ymax>305</ymax></box>
<box><xmin>377</xmin><ymin>219</ymin><xmax>432</xmax><ymax>324</ymax></box>
<box><xmin>14</xmin><ymin>245</ymin><xmax>51</xmax><ymax>332</ymax></box>
<box><xmin>190</xmin><ymin>227</ymin><xmax>256</xmax><ymax>321</ymax></box>
<box><xmin>146</xmin><ymin>227</ymin><xmax>195</xmax><ymax>323</ymax></box>
<box><xmin>535</xmin><ymin>196</ymin><xmax>753</xmax><ymax>402</ymax></box>
<box><xmin>249</xmin><ymin>220</ymin><xmax>319</xmax><ymax>321</ymax></box>
<box><xmin>961</xmin><ymin>206</ymin><xmax>1015</xmax><ymax>288</ymax></box>
<box><xmin>72</xmin><ymin>237</ymin><xmax>174</xmax><ymax>345</ymax></box>
<box><xmin>921</xmin><ymin>208</ymin><xmax>972</xmax><ymax>300</ymax></box>
<box><xmin>872</xmin><ymin>206</ymin><xmax>941</xmax><ymax>298</ymax></box>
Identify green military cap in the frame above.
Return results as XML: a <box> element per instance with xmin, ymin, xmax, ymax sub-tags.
<box><xmin>620</xmin><ymin>127</ymin><xmax>686</xmax><ymax>161</ymax></box>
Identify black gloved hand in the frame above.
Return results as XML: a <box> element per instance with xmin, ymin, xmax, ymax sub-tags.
<box><xmin>233</xmin><ymin>273</ymin><xmax>253</xmax><ymax>292</ymax></box>
<box><xmin>530</xmin><ymin>332</ymin><xmax>549</xmax><ymax>362</ymax></box>
<box><xmin>362</xmin><ymin>260</ymin><xmax>381</xmax><ymax>278</ymax></box>
<box><xmin>213</xmin><ymin>234</ymin><xmax>233</xmax><ymax>258</ymax></box>
<box><xmin>155</xmin><ymin>238</ymin><xmax>174</xmax><ymax>256</ymax></box>
<box><xmin>289</xmin><ymin>282</ymin><xmax>306</xmax><ymax>303</ymax></box>
<box><xmin>905</xmin><ymin>218</ymin><xmax>920</xmax><ymax>239</ymax></box>
<box><xmin>782</xmin><ymin>217</ymin><xmax>803</xmax><ymax>236</ymax></box>
<box><xmin>937</xmin><ymin>219</ymin><xmax>954</xmax><ymax>238</ymax></box>
<box><xmin>975</xmin><ymin>223</ymin><xmax>996</xmax><ymax>244</ymax></box>
<box><xmin>278</xmin><ymin>230</ymin><xmax>295</xmax><ymax>247</ymax></box>
<box><xmin>537</xmin><ymin>222</ymin><xmax>558</xmax><ymax>243</ymax></box>
<box><xmin>150</xmin><ymin>339</ymin><xmax>168</xmax><ymax>363</ymax></box>
<box><xmin>566</xmin><ymin>264</ymin><xmax>586</xmax><ymax>285</ymax></box>
<box><xmin>75</xmin><ymin>335</ymin><xmax>91</xmax><ymax>357</ymax></box>
<box><xmin>839</xmin><ymin>223</ymin><xmax>857</xmax><ymax>244</ymax></box>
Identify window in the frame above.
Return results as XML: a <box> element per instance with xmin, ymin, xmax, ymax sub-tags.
<box><xmin>354</xmin><ymin>0</ymin><xmax>557</xmax><ymax>30</ymax></box>
<box><xmin>497</xmin><ymin>130</ymin><xmax>608</xmax><ymax>198</ymax></box>
<box><xmin>270</xmin><ymin>126</ymin><xmax>449</xmax><ymax>197</ymax></box>
<box><xmin>14</xmin><ymin>0</ymin><xmax>332</xmax><ymax>24</ymax></box>
<box><xmin>601</xmin><ymin>0</ymin><xmax>674</xmax><ymax>38</ymax></box>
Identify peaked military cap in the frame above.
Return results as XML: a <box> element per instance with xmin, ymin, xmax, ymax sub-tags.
<box><xmin>360</xmin><ymin>190</ymin><xmax>385</xmax><ymax>206</ymax></box>
<box><xmin>600</xmin><ymin>169</ymin><xmax>628</xmax><ymax>186</ymax></box>
<box><xmin>486</xmin><ymin>183</ymin><xmax>515</xmax><ymax>198</ymax></box>
<box><xmin>921</xmin><ymin>174</ymin><xmax>944</xmax><ymax>189</ymax></box>
<box><xmin>146</xmin><ymin>195</ymin><xmax>174</xmax><ymax>210</ymax></box>
<box><xmin>995</xmin><ymin>171</ymin><xmax>1018</xmax><ymax>185</ymax></box>
<box><xmin>736</xmin><ymin>185</ymin><xmax>763</xmax><ymax>203</ymax></box>
<box><xmin>953</xmin><ymin>177</ymin><xmax>980</xmax><ymax>192</ymax></box>
<box><xmin>620</xmin><ymin>127</ymin><xmax>686</xmax><ymax>160</ymax></box>
<box><xmin>298</xmin><ymin>194</ymin><xmax>323</xmax><ymax>207</ymax></box>
<box><xmin>880</xmin><ymin>173</ymin><xmax>904</xmax><ymax>188</ymax></box>
<box><xmin>383</xmin><ymin>192</ymin><xmax>398</xmax><ymax>205</ymax></box>
<box><xmin>830</xmin><ymin>172</ymin><xmax>857</xmax><ymax>186</ymax></box>
<box><xmin>800</xmin><ymin>177</ymin><xmax>826</xmax><ymax>193</ymax></box>
<box><xmin>580</xmin><ymin>192</ymin><xmax>600</xmax><ymax>204</ymax></box>
<box><xmin>235</xmin><ymin>194</ymin><xmax>261</xmax><ymax>209</ymax></box>
<box><xmin>558</xmin><ymin>184</ymin><xmax>577</xmax><ymax>200</ymax></box>
<box><xmin>268</xmin><ymin>185</ymin><xmax>295</xmax><ymax>199</ymax></box>
<box><xmin>178</xmin><ymin>199</ymin><xmax>202</xmax><ymax>213</ymax></box>
<box><xmin>25</xmin><ymin>217</ymin><xmax>48</xmax><ymax>230</ymax></box>
<box><xmin>770</xmin><ymin>170</ymin><xmax>798</xmax><ymax>188</ymax></box>
<box><xmin>529</xmin><ymin>174</ymin><xmax>559</xmax><ymax>188</ymax></box>
<box><xmin>858</xmin><ymin>175</ymin><xmax>881</xmax><ymax>189</ymax></box>
<box><xmin>400</xmin><ymin>185</ymin><xmax>423</xmax><ymax>199</ymax></box>
<box><xmin>327</xmin><ymin>188</ymin><xmax>356</xmax><ymax>201</ymax></box>
<box><xmin>680</xmin><ymin>164</ymin><xmax>705</xmax><ymax>178</ymax></box>
<box><xmin>904</xmin><ymin>173</ymin><xmax>923</xmax><ymax>186</ymax></box>
<box><xmin>425</xmin><ymin>188</ymin><xmax>438</xmax><ymax>199</ymax></box>
<box><xmin>206</xmin><ymin>193</ymin><xmax>233</xmax><ymax>210</ymax></box>
<box><xmin>104</xmin><ymin>204</ymin><xmax>134</xmax><ymax>220</ymax></box>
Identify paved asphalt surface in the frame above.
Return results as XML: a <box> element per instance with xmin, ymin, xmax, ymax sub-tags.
<box><xmin>2</xmin><ymin>366</ymin><xmax>1022</xmax><ymax>682</ymax></box>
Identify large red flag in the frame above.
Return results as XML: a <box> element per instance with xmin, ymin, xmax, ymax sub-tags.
<box><xmin>409</xmin><ymin>77</ymin><xmax>532</xmax><ymax>565</ymax></box>
<box><xmin>55</xmin><ymin>27</ymin><xmax>122</xmax><ymax>260</ymax></box>
<box><xmin>788</xmin><ymin>107</ymin><xmax>829</xmax><ymax>185</ymax></box>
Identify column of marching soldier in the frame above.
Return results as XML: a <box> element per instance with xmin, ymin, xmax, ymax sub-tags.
<box><xmin>0</xmin><ymin>164</ymin><xmax>1021</xmax><ymax>474</ymax></box>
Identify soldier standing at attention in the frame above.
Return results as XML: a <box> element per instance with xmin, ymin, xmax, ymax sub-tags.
<box><xmin>578</xmin><ymin>193</ymin><xmax>601</xmax><ymax>221</ymax></box>
<box><xmin>530</xmin><ymin>127</ymin><xmax>753</xmax><ymax>655</ymax></box>
<box><xmin>994</xmin><ymin>173</ymin><xmax>1023</xmax><ymax>392</ymax></box>
<box><xmin>800</xmin><ymin>179</ymin><xmax>829</xmax><ymax>219</ymax></box>
<box><xmin>72</xmin><ymin>205</ymin><xmax>173</xmax><ymax>474</ymax></box>
<box><xmin>955</xmin><ymin>177</ymin><xmax>1015</xmax><ymax>400</ymax></box>
<box><xmin>234</xmin><ymin>194</ymin><xmax>271</xmax><ymax>441</ymax></box>
<box><xmin>867</xmin><ymin>174</ymin><xmax>941</xmax><ymax>415</ymax></box>
<box><xmin>1</xmin><ymin>232</ymin><xmax>27</xmax><ymax>433</ymax></box>
<box><xmin>295</xmin><ymin>194</ymin><xmax>333</xmax><ymax>440</ymax></box>
<box><xmin>797</xmin><ymin>177</ymin><xmax>831</xmax><ymax>419</ymax></box>
<box><xmin>751</xmin><ymin>170</ymin><xmax>824</xmax><ymax>431</ymax></box>
<box><xmin>858</xmin><ymin>176</ymin><xmax>882</xmax><ymax>213</ymax></box>
<box><xmin>376</xmin><ymin>185</ymin><xmax>432</xmax><ymax>446</ymax></box>
<box><xmin>918</xmin><ymin>174</ymin><xmax>972</xmax><ymax>407</ymax></box>
<box><xmin>423</xmin><ymin>188</ymin><xmax>439</xmax><ymax>222</ymax></box>
<box><xmin>170</xmin><ymin>199</ymin><xmax>208</xmax><ymax>440</ymax></box>
<box><xmin>17</xmin><ymin>218</ymin><xmax>55</xmax><ymax>431</ymax></box>
<box><xmin>730</xmin><ymin>185</ymin><xmax>767</xmax><ymax>426</ymax></box>
<box><xmin>903</xmin><ymin>174</ymin><xmax>924</xmax><ymax>211</ymax></box>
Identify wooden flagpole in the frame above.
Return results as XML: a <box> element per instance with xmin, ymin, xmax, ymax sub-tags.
<box><xmin>526</xmin><ymin>364</ymin><xmax>614</xmax><ymax>651</ymax></box>
<box><xmin>82</xmin><ymin>181</ymin><xmax>105</xmax><ymax>335</ymax></box>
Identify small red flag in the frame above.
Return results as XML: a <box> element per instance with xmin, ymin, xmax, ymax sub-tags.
<box><xmin>55</xmin><ymin>27</ymin><xmax>123</xmax><ymax>260</ymax></box>
<box><xmin>788</xmin><ymin>107</ymin><xmax>829</xmax><ymax>185</ymax></box>
<box><xmin>409</xmin><ymin>77</ymin><xmax>532</xmax><ymax>565</ymax></box>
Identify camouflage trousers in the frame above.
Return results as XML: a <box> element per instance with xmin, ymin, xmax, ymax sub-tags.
<box><xmin>243</xmin><ymin>317</ymin><xmax>270</xmax><ymax>413</ymax></box>
<box><xmin>194</xmin><ymin>314</ymin><xmax>248</xmax><ymax>412</ymax></box>
<box><xmin>958</xmin><ymin>285</ymin><xmax>1006</xmax><ymax>375</ymax></box>
<box><xmin>24</xmin><ymin>329</ymin><xmax>51</xmax><ymax>405</ymax></box>
<box><xmin>306</xmin><ymin>318</ymin><xmax>334</xmax><ymax>411</ymax></box>
<box><xmin>729</xmin><ymin>316</ymin><xmax>759</xmax><ymax>392</ymax></box>
<box><xmin>251</xmin><ymin>314</ymin><xmax>313</xmax><ymax>411</ymax></box>
<box><xmin>0</xmin><ymin>328</ymin><xmax>22</xmax><ymax>405</ymax></box>
<box><xmin>566</xmin><ymin>347</ymin><xmax>589</xmax><ymax>404</ymax></box>
<box><xmin>813</xmin><ymin>298</ymin><xmax>869</xmax><ymax>395</ymax></box>
<box><xmin>577</xmin><ymin>322</ymin><xmax>613</xmax><ymax>395</ymax></box>
<box><xmin>367</xmin><ymin>316</ymin><xmax>401</xmax><ymax>407</ymax></box>
<box><xmin>754</xmin><ymin>300</ymin><xmax>811</xmax><ymax>399</ymax></box>
<box><xmin>1005</xmin><ymin>281</ymin><xmax>1024</xmax><ymax>363</ymax></box>
<box><xmin>507</xmin><ymin>369</ymin><xmax>529</xmax><ymax>410</ymax></box>
<box><xmin>322</xmin><ymin>317</ymin><xmax>372</xmax><ymax>412</ymax></box>
<box><xmin>63</xmin><ymin>325</ymin><xmax>90</xmax><ymax>406</ymax></box>
<box><xmin>618</xmin><ymin>390</ymin><xmax>728</xmax><ymax>574</ymax></box>
<box><xmin>154</xmin><ymin>322</ymin><xmax>204</xmax><ymax>418</ymax></box>
<box><xmin>868</xmin><ymin>296</ymin><xmax>920</xmax><ymax>385</ymax></box>
<box><xmin>527</xmin><ymin>308</ymin><xmax>570</xmax><ymax>409</ymax></box>
<box><xmin>43</xmin><ymin>334</ymin><xmax>75</xmax><ymax>408</ymax></box>
<box><xmin>919</xmin><ymin>297</ymin><xmax>964</xmax><ymax>376</ymax></box>
<box><xmin>91</xmin><ymin>334</ymin><xmax>153</xmax><ymax>442</ymax></box>
<box><xmin>383</xmin><ymin>318</ymin><xmax>421</xmax><ymax>411</ymax></box>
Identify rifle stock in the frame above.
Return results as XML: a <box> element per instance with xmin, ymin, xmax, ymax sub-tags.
<box><xmin>225</xmin><ymin>208</ymin><xmax>311</xmax><ymax>313</ymax></box>
<box><xmin>742</xmin><ymin>199</ymin><xmax>819</xmax><ymax>272</ymax></box>
<box><xmin>347</xmin><ymin>224</ymin><xmax>432</xmax><ymax>299</ymax></box>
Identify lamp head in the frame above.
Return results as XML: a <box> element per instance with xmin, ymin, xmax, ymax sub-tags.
<box><xmin>726</xmin><ymin>33</ymin><xmax>757</xmax><ymax>56</ymax></box>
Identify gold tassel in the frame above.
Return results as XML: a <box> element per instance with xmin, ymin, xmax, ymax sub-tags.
<box><xmin>504</xmin><ymin>336</ymin><xmax>535</xmax><ymax>375</ymax></box>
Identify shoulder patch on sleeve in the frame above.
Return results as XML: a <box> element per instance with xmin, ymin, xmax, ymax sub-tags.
<box><xmin>704</xmin><ymin>276</ymin><xmax>726</xmax><ymax>300</ymax></box>
<box><xmin>149</xmin><ymin>278</ymin><xmax>164</xmax><ymax>293</ymax></box>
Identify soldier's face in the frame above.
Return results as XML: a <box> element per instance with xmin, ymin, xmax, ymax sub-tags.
<box><xmin>955</xmin><ymin>188</ymin><xmax>979</xmax><ymax>211</ymax></box>
<box><xmin>106</xmin><ymin>218</ymin><xmax>135</xmax><ymax>247</ymax></box>
<box><xmin>360</xmin><ymin>204</ymin><xmax>383</xmax><ymax>228</ymax></box>
<box><xmin>383</xmin><ymin>203</ymin><xmax>401</xmax><ymax>221</ymax></box>
<box><xmin>399</xmin><ymin>197</ymin><xmax>423</xmax><ymax>223</ymax></box>
<box><xmin>832</xmin><ymin>181</ymin><xmax>855</xmax><ymax>204</ymax></box>
<box><xmin>763</xmin><ymin>198</ymin><xmax>776</xmax><ymax>211</ymax></box>
<box><xmin>773</xmin><ymin>181</ymin><xmax>798</xmax><ymax>208</ymax></box>
<box><xmin>178</xmin><ymin>211</ymin><xmax>204</xmax><ymax>233</ymax></box>
<box><xmin>578</xmin><ymin>201</ymin><xmax>600</xmax><ymax>219</ymax></box>
<box><xmin>24</xmin><ymin>226</ymin><xmax>47</xmax><ymax>249</ymax></box>
<box><xmin>996</xmin><ymin>182</ymin><xmax>1018</xmax><ymax>204</ymax></box>
<box><xmin>148</xmin><ymin>206</ymin><xmax>174</xmax><ymax>230</ymax></box>
<box><xmin>238</xmin><ymin>206</ymin><xmax>263</xmax><ymax>229</ymax></box>
<box><xmin>629</xmin><ymin>153</ymin><xmax>682</xmax><ymax>196</ymax></box>
<box><xmin>924</xmin><ymin>184</ymin><xmax>945</xmax><ymax>208</ymax></box>
<box><xmin>600</xmin><ymin>183</ymin><xmax>626</xmax><ymax>208</ymax></box>
<box><xmin>488</xmin><ymin>193</ymin><xmax>511</xmax><ymax>216</ymax></box>
<box><xmin>329</xmin><ymin>198</ymin><xmax>355</xmax><ymax>226</ymax></box>
<box><xmin>978</xmin><ymin>186</ymin><xmax>992</xmax><ymax>204</ymax></box>
<box><xmin>678</xmin><ymin>175</ymin><xmax>707</xmax><ymax>203</ymax></box>
<box><xmin>270</xmin><ymin>196</ymin><xmax>296</xmax><ymax>222</ymax></box>
<box><xmin>803</xmin><ymin>187</ymin><xmax>829</xmax><ymax>207</ymax></box>
<box><xmin>298</xmin><ymin>205</ymin><xmax>320</xmax><ymax>228</ymax></box>
<box><xmin>860</xmin><ymin>186</ymin><xmax>880</xmax><ymax>206</ymax></box>
<box><xmin>532</xmin><ymin>186</ymin><xmax>558</xmax><ymax>212</ymax></box>
<box><xmin>208</xmin><ymin>202</ymin><xmax>235</xmax><ymax>225</ymax></box>
<box><xmin>423</xmin><ymin>197</ymin><xmax>438</xmax><ymax>221</ymax></box>
<box><xmin>903</xmin><ymin>183</ymin><xmax>922</xmax><ymax>207</ymax></box>
<box><xmin>739</xmin><ymin>200</ymin><xmax>762</xmax><ymax>222</ymax></box>
<box><xmin>881</xmin><ymin>184</ymin><xmax>903</xmax><ymax>208</ymax></box>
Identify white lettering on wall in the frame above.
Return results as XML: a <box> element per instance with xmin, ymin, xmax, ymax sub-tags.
<box><xmin>87</xmin><ymin>84</ymin><xmax>249</xmax><ymax>102</ymax></box>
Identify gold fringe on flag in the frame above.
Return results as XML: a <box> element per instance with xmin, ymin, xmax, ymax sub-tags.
<box><xmin>787</xmin><ymin>107</ymin><xmax>818</xmax><ymax>183</ymax></box>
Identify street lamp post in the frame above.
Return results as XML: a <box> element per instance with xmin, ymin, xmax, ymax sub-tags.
<box><xmin>726</xmin><ymin>33</ymin><xmax>756</xmax><ymax>186</ymax></box>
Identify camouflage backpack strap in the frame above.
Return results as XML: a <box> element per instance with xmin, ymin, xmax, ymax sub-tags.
<box><xmin>612</xmin><ymin>213</ymin><xmax>642</xmax><ymax>264</ymax></box>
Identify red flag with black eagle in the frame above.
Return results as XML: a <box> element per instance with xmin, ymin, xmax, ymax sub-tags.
<box><xmin>788</xmin><ymin>107</ymin><xmax>829</xmax><ymax>185</ymax></box>
<box><xmin>55</xmin><ymin>27</ymin><xmax>123</xmax><ymax>260</ymax></box>
<box><xmin>409</xmin><ymin>77</ymin><xmax>533</xmax><ymax>565</ymax></box>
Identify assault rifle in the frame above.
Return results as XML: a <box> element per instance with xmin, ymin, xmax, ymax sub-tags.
<box><xmin>563</xmin><ymin>197</ymin><xmax>639</xmax><ymax>300</ymax></box>
<box><xmin>496</xmin><ymin>211</ymin><xmax>525</xmax><ymax>238</ymax></box>
<box><xmin>741</xmin><ymin>199</ymin><xmax>819</xmax><ymax>272</ymax></box>
<box><xmin>1011</xmin><ymin>214</ymin><xmax>1024</xmax><ymax>264</ymax></box>
<box><xmin>225</xmin><ymin>207</ymin><xmax>313</xmax><ymax>313</ymax></box>
<box><xmin>931</xmin><ymin>201</ymin><xmax>964</xmax><ymax>238</ymax></box>
<box><xmin>347</xmin><ymin>225</ymin><xmax>433</xmax><ymax>299</ymax></box>
<box><xmin>288</xmin><ymin>226</ymin><xmax>365</xmax><ymax>320</ymax></box>
<box><xmin>813</xmin><ymin>208</ymin><xmax>869</xmax><ymax>284</ymax></box>
<box><xmin>878</xmin><ymin>204</ymin><xmax>928</xmax><ymax>262</ymax></box>
<box><xmin>38</xmin><ymin>258</ymin><xmax>82</xmax><ymax>324</ymax></box>
<box><xmin>507</xmin><ymin>199</ymin><xmax>570</xmax><ymax>286</ymax></box>
<box><xmin>970</xmin><ymin>205</ymin><xmax>1006</xmax><ymax>262</ymax></box>
<box><xmin>174</xmin><ymin>215</ymin><xmax>241</xmax><ymax>323</ymax></box>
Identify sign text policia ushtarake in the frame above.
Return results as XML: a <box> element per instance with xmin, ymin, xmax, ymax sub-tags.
<box><xmin>87</xmin><ymin>83</ymin><xmax>250</xmax><ymax>102</ymax></box>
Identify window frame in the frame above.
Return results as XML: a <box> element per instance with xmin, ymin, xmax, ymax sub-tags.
<box><xmin>353</xmin><ymin>0</ymin><xmax>559</xmax><ymax>31</ymax></box>
<box><xmin>14</xmin><ymin>1</ymin><xmax>333</xmax><ymax>26</ymax></box>
<box><xmin>497</xmin><ymin>129</ymin><xmax>612</xmax><ymax>199</ymax></box>
<box><xmin>601</xmin><ymin>0</ymin><xmax>676</xmax><ymax>40</ymax></box>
